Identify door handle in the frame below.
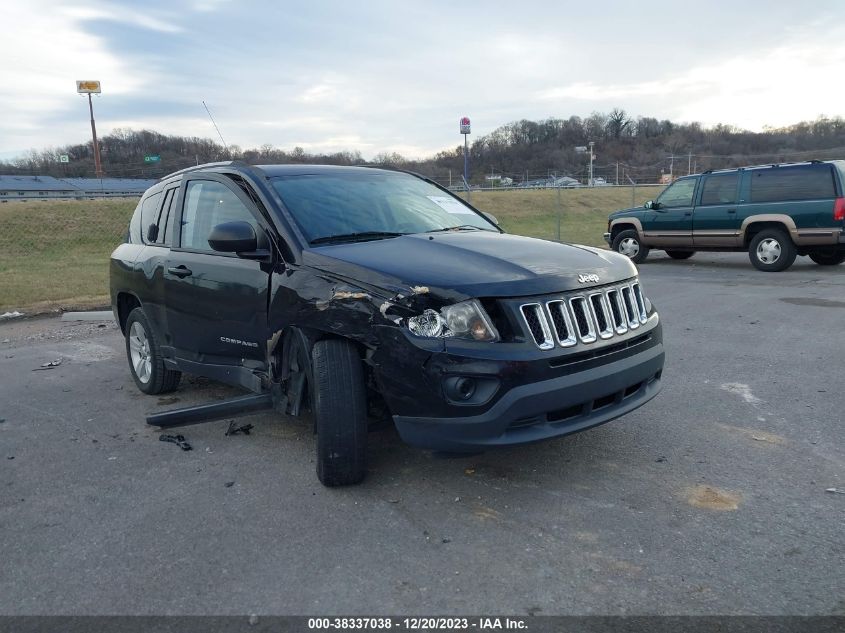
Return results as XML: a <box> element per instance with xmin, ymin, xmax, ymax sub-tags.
<box><xmin>167</xmin><ymin>265</ymin><xmax>193</xmax><ymax>278</ymax></box>
<box><xmin>684</xmin><ymin>212</ymin><xmax>692</xmax><ymax>216</ymax></box>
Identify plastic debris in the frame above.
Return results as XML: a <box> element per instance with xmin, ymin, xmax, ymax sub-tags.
<box><xmin>225</xmin><ymin>421</ymin><xmax>254</xmax><ymax>436</ymax></box>
<box><xmin>224</xmin><ymin>481</ymin><xmax>235</xmax><ymax>488</ymax></box>
<box><xmin>825</xmin><ymin>488</ymin><xmax>845</xmax><ymax>495</ymax></box>
<box><xmin>0</xmin><ymin>311</ymin><xmax>24</xmax><ymax>321</ymax></box>
<box><xmin>33</xmin><ymin>359</ymin><xmax>62</xmax><ymax>371</ymax></box>
<box><xmin>159</xmin><ymin>434</ymin><xmax>192</xmax><ymax>451</ymax></box>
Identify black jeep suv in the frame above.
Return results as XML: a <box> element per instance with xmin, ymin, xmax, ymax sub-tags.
<box><xmin>111</xmin><ymin>162</ymin><xmax>664</xmax><ymax>486</ymax></box>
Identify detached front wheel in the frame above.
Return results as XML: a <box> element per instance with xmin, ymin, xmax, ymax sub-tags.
<box><xmin>611</xmin><ymin>229</ymin><xmax>649</xmax><ymax>264</ymax></box>
<box><xmin>312</xmin><ymin>339</ymin><xmax>368</xmax><ymax>487</ymax></box>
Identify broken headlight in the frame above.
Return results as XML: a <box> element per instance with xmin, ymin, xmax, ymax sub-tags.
<box><xmin>406</xmin><ymin>299</ymin><xmax>499</xmax><ymax>342</ymax></box>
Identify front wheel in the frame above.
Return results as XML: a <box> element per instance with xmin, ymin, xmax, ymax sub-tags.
<box><xmin>312</xmin><ymin>339</ymin><xmax>368</xmax><ymax>487</ymax></box>
<box><xmin>748</xmin><ymin>228</ymin><xmax>797</xmax><ymax>272</ymax></box>
<box><xmin>666</xmin><ymin>250</ymin><xmax>695</xmax><ymax>260</ymax></box>
<box><xmin>611</xmin><ymin>229</ymin><xmax>649</xmax><ymax>264</ymax></box>
<box><xmin>125</xmin><ymin>308</ymin><xmax>181</xmax><ymax>394</ymax></box>
<box><xmin>809</xmin><ymin>251</ymin><xmax>845</xmax><ymax>266</ymax></box>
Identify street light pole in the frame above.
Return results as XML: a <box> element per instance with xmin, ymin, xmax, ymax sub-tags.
<box><xmin>588</xmin><ymin>141</ymin><xmax>595</xmax><ymax>187</ymax></box>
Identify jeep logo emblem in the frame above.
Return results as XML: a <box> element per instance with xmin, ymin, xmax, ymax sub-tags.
<box><xmin>578</xmin><ymin>273</ymin><xmax>600</xmax><ymax>284</ymax></box>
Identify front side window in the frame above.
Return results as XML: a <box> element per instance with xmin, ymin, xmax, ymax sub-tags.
<box><xmin>180</xmin><ymin>180</ymin><xmax>257</xmax><ymax>251</ymax></box>
<box><xmin>750</xmin><ymin>166</ymin><xmax>835</xmax><ymax>203</ymax></box>
<box><xmin>699</xmin><ymin>172</ymin><xmax>739</xmax><ymax>206</ymax></box>
<box><xmin>270</xmin><ymin>172</ymin><xmax>498</xmax><ymax>244</ymax></box>
<box><xmin>657</xmin><ymin>178</ymin><xmax>697</xmax><ymax>208</ymax></box>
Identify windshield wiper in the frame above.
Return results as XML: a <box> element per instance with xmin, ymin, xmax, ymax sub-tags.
<box><xmin>424</xmin><ymin>225</ymin><xmax>490</xmax><ymax>234</ymax></box>
<box><xmin>310</xmin><ymin>231</ymin><xmax>407</xmax><ymax>245</ymax></box>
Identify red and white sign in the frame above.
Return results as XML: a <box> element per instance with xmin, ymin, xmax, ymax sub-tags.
<box><xmin>459</xmin><ymin>117</ymin><xmax>471</xmax><ymax>135</ymax></box>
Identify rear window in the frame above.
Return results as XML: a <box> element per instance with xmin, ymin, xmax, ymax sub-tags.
<box><xmin>750</xmin><ymin>166</ymin><xmax>835</xmax><ymax>203</ymax></box>
<box><xmin>139</xmin><ymin>192</ymin><xmax>163</xmax><ymax>243</ymax></box>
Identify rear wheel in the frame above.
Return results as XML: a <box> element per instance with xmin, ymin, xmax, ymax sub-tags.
<box><xmin>611</xmin><ymin>229</ymin><xmax>649</xmax><ymax>264</ymax></box>
<box><xmin>312</xmin><ymin>339</ymin><xmax>368</xmax><ymax>487</ymax></box>
<box><xmin>125</xmin><ymin>308</ymin><xmax>181</xmax><ymax>394</ymax></box>
<box><xmin>666</xmin><ymin>250</ymin><xmax>695</xmax><ymax>260</ymax></box>
<box><xmin>748</xmin><ymin>228</ymin><xmax>797</xmax><ymax>272</ymax></box>
<box><xmin>809</xmin><ymin>250</ymin><xmax>845</xmax><ymax>266</ymax></box>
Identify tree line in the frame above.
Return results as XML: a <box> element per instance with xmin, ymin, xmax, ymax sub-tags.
<box><xmin>3</xmin><ymin>112</ymin><xmax>845</xmax><ymax>185</ymax></box>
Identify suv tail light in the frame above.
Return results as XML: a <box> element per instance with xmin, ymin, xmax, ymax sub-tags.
<box><xmin>835</xmin><ymin>197</ymin><xmax>845</xmax><ymax>221</ymax></box>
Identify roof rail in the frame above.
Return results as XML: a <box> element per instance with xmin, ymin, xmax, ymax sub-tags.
<box><xmin>159</xmin><ymin>160</ymin><xmax>256</xmax><ymax>181</ymax></box>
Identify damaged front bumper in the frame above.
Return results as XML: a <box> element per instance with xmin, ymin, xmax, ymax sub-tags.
<box><xmin>376</xmin><ymin>319</ymin><xmax>664</xmax><ymax>452</ymax></box>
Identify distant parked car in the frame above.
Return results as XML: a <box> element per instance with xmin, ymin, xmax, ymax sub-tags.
<box><xmin>604</xmin><ymin>160</ymin><xmax>845</xmax><ymax>271</ymax></box>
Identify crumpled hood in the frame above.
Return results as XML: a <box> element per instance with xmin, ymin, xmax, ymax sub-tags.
<box><xmin>303</xmin><ymin>231</ymin><xmax>637</xmax><ymax>298</ymax></box>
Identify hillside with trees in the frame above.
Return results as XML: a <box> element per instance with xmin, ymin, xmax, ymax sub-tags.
<box><xmin>3</xmin><ymin>111</ymin><xmax>845</xmax><ymax>185</ymax></box>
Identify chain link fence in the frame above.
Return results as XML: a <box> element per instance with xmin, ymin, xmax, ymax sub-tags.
<box><xmin>0</xmin><ymin>185</ymin><xmax>665</xmax><ymax>313</ymax></box>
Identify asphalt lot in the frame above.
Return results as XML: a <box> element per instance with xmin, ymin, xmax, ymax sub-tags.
<box><xmin>1</xmin><ymin>252</ymin><xmax>843</xmax><ymax>616</ymax></box>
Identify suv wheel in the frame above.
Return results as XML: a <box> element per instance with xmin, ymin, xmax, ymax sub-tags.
<box><xmin>666</xmin><ymin>250</ymin><xmax>695</xmax><ymax>260</ymax></box>
<box><xmin>809</xmin><ymin>250</ymin><xmax>845</xmax><ymax>266</ymax></box>
<box><xmin>125</xmin><ymin>308</ymin><xmax>181</xmax><ymax>394</ymax></box>
<box><xmin>612</xmin><ymin>229</ymin><xmax>649</xmax><ymax>263</ymax></box>
<box><xmin>748</xmin><ymin>228</ymin><xmax>797</xmax><ymax>272</ymax></box>
<box><xmin>312</xmin><ymin>339</ymin><xmax>367</xmax><ymax>487</ymax></box>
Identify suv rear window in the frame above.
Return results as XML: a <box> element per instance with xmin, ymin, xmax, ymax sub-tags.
<box><xmin>750</xmin><ymin>165</ymin><xmax>835</xmax><ymax>203</ymax></box>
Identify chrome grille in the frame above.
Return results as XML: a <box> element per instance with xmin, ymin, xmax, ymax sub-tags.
<box><xmin>520</xmin><ymin>303</ymin><xmax>554</xmax><ymax>350</ymax></box>
<box><xmin>519</xmin><ymin>280</ymin><xmax>649</xmax><ymax>350</ymax></box>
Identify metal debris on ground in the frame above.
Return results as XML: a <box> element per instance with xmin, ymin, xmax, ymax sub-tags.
<box><xmin>33</xmin><ymin>359</ymin><xmax>63</xmax><ymax>371</ymax></box>
<box><xmin>225</xmin><ymin>421</ymin><xmax>254</xmax><ymax>436</ymax></box>
<box><xmin>159</xmin><ymin>434</ymin><xmax>192</xmax><ymax>451</ymax></box>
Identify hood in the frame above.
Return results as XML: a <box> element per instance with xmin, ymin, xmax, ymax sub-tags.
<box><xmin>302</xmin><ymin>231</ymin><xmax>637</xmax><ymax>298</ymax></box>
<box><xmin>609</xmin><ymin>206</ymin><xmax>644</xmax><ymax>219</ymax></box>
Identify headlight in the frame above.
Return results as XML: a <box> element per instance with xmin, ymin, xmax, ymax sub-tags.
<box><xmin>407</xmin><ymin>299</ymin><xmax>499</xmax><ymax>342</ymax></box>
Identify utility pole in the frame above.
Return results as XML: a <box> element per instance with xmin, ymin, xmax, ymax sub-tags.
<box><xmin>588</xmin><ymin>141</ymin><xmax>595</xmax><ymax>187</ymax></box>
<box><xmin>615</xmin><ymin>162</ymin><xmax>619</xmax><ymax>185</ymax></box>
<box><xmin>688</xmin><ymin>151</ymin><xmax>692</xmax><ymax>175</ymax></box>
<box><xmin>669</xmin><ymin>154</ymin><xmax>674</xmax><ymax>179</ymax></box>
<box><xmin>87</xmin><ymin>93</ymin><xmax>104</xmax><ymax>178</ymax></box>
<box><xmin>448</xmin><ymin>169</ymin><xmax>451</xmax><ymax>188</ymax></box>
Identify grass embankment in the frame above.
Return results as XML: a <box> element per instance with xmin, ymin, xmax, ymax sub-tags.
<box><xmin>0</xmin><ymin>186</ymin><xmax>662</xmax><ymax>312</ymax></box>
<box><xmin>0</xmin><ymin>199</ymin><xmax>135</xmax><ymax>311</ymax></box>
<box><xmin>461</xmin><ymin>186</ymin><xmax>659</xmax><ymax>244</ymax></box>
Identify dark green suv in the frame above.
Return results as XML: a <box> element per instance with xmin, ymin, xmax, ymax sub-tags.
<box><xmin>604</xmin><ymin>160</ymin><xmax>845</xmax><ymax>271</ymax></box>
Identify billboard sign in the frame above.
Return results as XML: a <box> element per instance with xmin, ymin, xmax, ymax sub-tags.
<box><xmin>76</xmin><ymin>80</ymin><xmax>102</xmax><ymax>94</ymax></box>
<box><xmin>459</xmin><ymin>116</ymin><xmax>471</xmax><ymax>135</ymax></box>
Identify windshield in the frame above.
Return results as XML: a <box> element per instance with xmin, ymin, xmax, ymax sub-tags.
<box><xmin>271</xmin><ymin>171</ymin><xmax>498</xmax><ymax>244</ymax></box>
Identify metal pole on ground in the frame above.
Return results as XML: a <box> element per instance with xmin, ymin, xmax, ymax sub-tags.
<box><xmin>556</xmin><ymin>184</ymin><xmax>562</xmax><ymax>241</ymax></box>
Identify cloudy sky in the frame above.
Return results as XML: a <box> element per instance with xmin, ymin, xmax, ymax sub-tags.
<box><xmin>1</xmin><ymin>0</ymin><xmax>844</xmax><ymax>160</ymax></box>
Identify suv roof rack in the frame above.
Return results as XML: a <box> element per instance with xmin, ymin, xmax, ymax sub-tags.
<box><xmin>159</xmin><ymin>160</ymin><xmax>258</xmax><ymax>181</ymax></box>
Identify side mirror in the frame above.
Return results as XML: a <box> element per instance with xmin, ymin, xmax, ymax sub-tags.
<box><xmin>208</xmin><ymin>221</ymin><xmax>258</xmax><ymax>253</ymax></box>
<box><xmin>482</xmin><ymin>211</ymin><xmax>499</xmax><ymax>225</ymax></box>
<box><xmin>644</xmin><ymin>200</ymin><xmax>661</xmax><ymax>210</ymax></box>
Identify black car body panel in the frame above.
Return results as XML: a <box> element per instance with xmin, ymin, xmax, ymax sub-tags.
<box><xmin>111</xmin><ymin>162</ymin><xmax>664</xmax><ymax>452</ymax></box>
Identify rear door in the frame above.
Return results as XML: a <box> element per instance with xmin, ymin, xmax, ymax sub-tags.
<box><xmin>164</xmin><ymin>174</ymin><xmax>270</xmax><ymax>363</ymax></box>
<box><xmin>693</xmin><ymin>171</ymin><xmax>741</xmax><ymax>246</ymax></box>
<box><xmin>643</xmin><ymin>177</ymin><xmax>697</xmax><ymax>247</ymax></box>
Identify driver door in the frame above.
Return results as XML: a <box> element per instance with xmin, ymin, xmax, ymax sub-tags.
<box><xmin>643</xmin><ymin>177</ymin><xmax>698</xmax><ymax>248</ymax></box>
<box><xmin>164</xmin><ymin>175</ymin><xmax>270</xmax><ymax>364</ymax></box>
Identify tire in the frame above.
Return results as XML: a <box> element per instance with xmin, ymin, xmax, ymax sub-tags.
<box><xmin>125</xmin><ymin>307</ymin><xmax>181</xmax><ymax>395</ymax></box>
<box><xmin>748</xmin><ymin>228</ymin><xmax>797</xmax><ymax>272</ymax></box>
<box><xmin>312</xmin><ymin>339</ymin><xmax>368</xmax><ymax>487</ymax></box>
<box><xmin>666</xmin><ymin>250</ymin><xmax>695</xmax><ymax>260</ymax></box>
<box><xmin>809</xmin><ymin>251</ymin><xmax>845</xmax><ymax>266</ymax></box>
<box><xmin>611</xmin><ymin>229</ymin><xmax>649</xmax><ymax>264</ymax></box>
